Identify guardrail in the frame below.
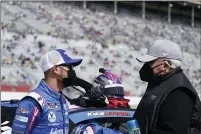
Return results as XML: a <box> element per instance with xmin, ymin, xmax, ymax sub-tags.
<box><xmin>1</xmin><ymin>84</ymin><xmax>32</xmax><ymax>92</ymax></box>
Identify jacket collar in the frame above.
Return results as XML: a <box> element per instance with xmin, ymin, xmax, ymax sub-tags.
<box><xmin>38</xmin><ymin>79</ymin><xmax>61</xmax><ymax>100</ymax></box>
<box><xmin>162</xmin><ymin>67</ymin><xmax>183</xmax><ymax>81</ymax></box>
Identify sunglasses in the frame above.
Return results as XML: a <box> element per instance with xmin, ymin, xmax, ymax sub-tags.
<box><xmin>57</xmin><ymin>64</ymin><xmax>73</xmax><ymax>71</ymax></box>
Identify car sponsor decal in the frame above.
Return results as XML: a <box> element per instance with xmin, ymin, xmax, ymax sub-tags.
<box><xmin>87</xmin><ymin>111</ymin><xmax>104</xmax><ymax>116</ymax></box>
<box><xmin>15</xmin><ymin>115</ymin><xmax>28</xmax><ymax>122</ymax></box>
<box><xmin>104</xmin><ymin>111</ymin><xmax>130</xmax><ymax>116</ymax></box>
<box><xmin>87</xmin><ymin>111</ymin><xmax>130</xmax><ymax>116</ymax></box>
<box><xmin>70</xmin><ymin>110</ymin><xmax>135</xmax><ymax>124</ymax></box>
<box><xmin>48</xmin><ymin>111</ymin><xmax>56</xmax><ymax>122</ymax></box>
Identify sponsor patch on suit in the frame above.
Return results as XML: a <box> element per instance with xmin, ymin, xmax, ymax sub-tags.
<box><xmin>48</xmin><ymin>112</ymin><xmax>56</xmax><ymax>122</ymax></box>
<box><xmin>18</xmin><ymin>108</ymin><xmax>29</xmax><ymax>114</ymax></box>
<box><xmin>15</xmin><ymin>115</ymin><xmax>28</xmax><ymax>122</ymax></box>
<box><xmin>13</xmin><ymin>123</ymin><xmax>26</xmax><ymax>128</ymax></box>
<box><xmin>47</xmin><ymin>102</ymin><xmax>57</xmax><ymax>109</ymax></box>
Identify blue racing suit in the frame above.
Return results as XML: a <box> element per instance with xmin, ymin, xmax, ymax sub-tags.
<box><xmin>12</xmin><ymin>80</ymin><xmax>69</xmax><ymax>134</ymax></box>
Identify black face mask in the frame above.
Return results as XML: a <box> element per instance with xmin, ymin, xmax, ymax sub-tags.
<box><xmin>63</xmin><ymin>70</ymin><xmax>77</xmax><ymax>87</ymax></box>
<box><xmin>139</xmin><ymin>63</ymin><xmax>154</xmax><ymax>83</ymax></box>
<box><xmin>139</xmin><ymin>63</ymin><xmax>164</xmax><ymax>83</ymax></box>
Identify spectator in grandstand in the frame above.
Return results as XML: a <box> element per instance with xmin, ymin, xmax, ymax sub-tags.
<box><xmin>33</xmin><ymin>35</ymin><xmax>37</xmax><ymax>42</ymax></box>
<box><xmin>134</xmin><ymin>40</ymin><xmax>201</xmax><ymax>134</ymax></box>
<box><xmin>12</xmin><ymin>49</ymin><xmax>82</xmax><ymax>134</ymax></box>
<box><xmin>70</xmin><ymin>68</ymin><xmax>129</xmax><ymax>134</ymax></box>
<box><xmin>38</xmin><ymin>41</ymin><xmax>45</xmax><ymax>49</ymax></box>
<box><xmin>1</xmin><ymin>76</ymin><xmax>6</xmax><ymax>84</ymax></box>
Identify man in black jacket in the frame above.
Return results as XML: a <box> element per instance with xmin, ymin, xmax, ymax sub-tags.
<box><xmin>134</xmin><ymin>40</ymin><xmax>201</xmax><ymax>134</ymax></box>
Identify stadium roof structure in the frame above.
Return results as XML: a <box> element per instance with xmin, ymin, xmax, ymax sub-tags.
<box><xmin>186</xmin><ymin>0</ymin><xmax>201</xmax><ymax>5</ymax></box>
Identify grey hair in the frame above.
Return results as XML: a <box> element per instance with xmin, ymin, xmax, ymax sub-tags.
<box><xmin>169</xmin><ymin>59</ymin><xmax>182</xmax><ymax>68</ymax></box>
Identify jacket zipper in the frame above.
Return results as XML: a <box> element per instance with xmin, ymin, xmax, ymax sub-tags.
<box><xmin>60</xmin><ymin>95</ymin><xmax>65</xmax><ymax>134</ymax></box>
<box><xmin>146</xmin><ymin>116</ymin><xmax>148</xmax><ymax>134</ymax></box>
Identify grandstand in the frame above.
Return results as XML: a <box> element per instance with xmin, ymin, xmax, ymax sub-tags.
<box><xmin>1</xmin><ymin>1</ymin><xmax>201</xmax><ymax>97</ymax></box>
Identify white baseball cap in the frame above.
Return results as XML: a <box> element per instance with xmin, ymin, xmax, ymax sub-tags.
<box><xmin>39</xmin><ymin>49</ymin><xmax>82</xmax><ymax>72</ymax></box>
<box><xmin>136</xmin><ymin>40</ymin><xmax>182</xmax><ymax>63</ymax></box>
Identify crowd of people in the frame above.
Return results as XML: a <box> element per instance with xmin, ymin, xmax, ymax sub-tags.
<box><xmin>1</xmin><ymin>1</ymin><xmax>200</xmax><ymax>96</ymax></box>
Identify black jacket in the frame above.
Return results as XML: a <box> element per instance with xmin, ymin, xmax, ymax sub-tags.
<box><xmin>134</xmin><ymin>67</ymin><xmax>201</xmax><ymax>134</ymax></box>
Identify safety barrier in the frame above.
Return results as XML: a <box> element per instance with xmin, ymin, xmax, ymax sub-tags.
<box><xmin>1</xmin><ymin>84</ymin><xmax>32</xmax><ymax>92</ymax></box>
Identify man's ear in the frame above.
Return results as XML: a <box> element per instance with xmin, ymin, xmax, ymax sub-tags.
<box><xmin>52</xmin><ymin>66</ymin><xmax>59</xmax><ymax>75</ymax></box>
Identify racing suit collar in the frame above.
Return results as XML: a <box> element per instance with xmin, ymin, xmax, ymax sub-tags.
<box><xmin>39</xmin><ymin>79</ymin><xmax>62</xmax><ymax>100</ymax></box>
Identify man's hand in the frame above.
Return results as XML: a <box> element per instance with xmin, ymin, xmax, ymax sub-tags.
<box><xmin>151</xmin><ymin>59</ymin><xmax>171</xmax><ymax>76</ymax></box>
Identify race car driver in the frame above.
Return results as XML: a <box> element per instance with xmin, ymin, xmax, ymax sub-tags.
<box><xmin>12</xmin><ymin>49</ymin><xmax>82</xmax><ymax>134</ymax></box>
<box><xmin>71</xmin><ymin>68</ymin><xmax>130</xmax><ymax>134</ymax></box>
